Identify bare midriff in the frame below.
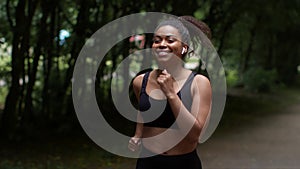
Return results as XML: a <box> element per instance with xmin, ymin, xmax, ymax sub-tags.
<box><xmin>141</xmin><ymin>126</ymin><xmax>198</xmax><ymax>155</ymax></box>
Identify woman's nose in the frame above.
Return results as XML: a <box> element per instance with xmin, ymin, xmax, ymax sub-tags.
<box><xmin>159</xmin><ymin>40</ymin><xmax>167</xmax><ymax>48</ymax></box>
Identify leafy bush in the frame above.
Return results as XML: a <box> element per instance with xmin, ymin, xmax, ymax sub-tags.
<box><xmin>226</xmin><ymin>69</ymin><xmax>239</xmax><ymax>87</ymax></box>
<box><xmin>0</xmin><ymin>160</ymin><xmax>24</xmax><ymax>169</ymax></box>
<box><xmin>243</xmin><ymin>67</ymin><xmax>277</xmax><ymax>93</ymax></box>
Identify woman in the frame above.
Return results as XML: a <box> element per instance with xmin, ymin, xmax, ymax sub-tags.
<box><xmin>128</xmin><ymin>16</ymin><xmax>212</xmax><ymax>169</ymax></box>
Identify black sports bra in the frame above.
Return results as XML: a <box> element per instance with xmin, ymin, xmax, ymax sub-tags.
<box><xmin>139</xmin><ymin>71</ymin><xmax>196</xmax><ymax>128</ymax></box>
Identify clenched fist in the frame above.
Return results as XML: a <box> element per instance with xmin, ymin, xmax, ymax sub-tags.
<box><xmin>128</xmin><ymin>137</ymin><xmax>141</xmax><ymax>152</ymax></box>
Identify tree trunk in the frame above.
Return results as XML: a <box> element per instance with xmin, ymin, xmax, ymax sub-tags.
<box><xmin>63</xmin><ymin>0</ymin><xmax>91</xmax><ymax>117</ymax></box>
<box><xmin>1</xmin><ymin>0</ymin><xmax>26</xmax><ymax>139</ymax></box>
<box><xmin>241</xmin><ymin>15</ymin><xmax>260</xmax><ymax>73</ymax></box>
<box><xmin>42</xmin><ymin>2</ymin><xmax>56</xmax><ymax>121</ymax></box>
<box><xmin>23</xmin><ymin>0</ymin><xmax>50</xmax><ymax>129</ymax></box>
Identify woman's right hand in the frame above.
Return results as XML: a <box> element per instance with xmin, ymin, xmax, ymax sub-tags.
<box><xmin>128</xmin><ymin>137</ymin><xmax>141</xmax><ymax>152</ymax></box>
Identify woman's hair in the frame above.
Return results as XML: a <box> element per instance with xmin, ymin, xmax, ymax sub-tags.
<box><xmin>154</xmin><ymin>16</ymin><xmax>212</xmax><ymax>49</ymax></box>
<box><xmin>178</xmin><ymin>15</ymin><xmax>212</xmax><ymax>40</ymax></box>
<box><xmin>154</xmin><ymin>18</ymin><xmax>191</xmax><ymax>46</ymax></box>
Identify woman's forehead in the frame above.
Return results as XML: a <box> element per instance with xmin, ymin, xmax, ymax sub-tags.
<box><xmin>154</xmin><ymin>25</ymin><xmax>182</xmax><ymax>38</ymax></box>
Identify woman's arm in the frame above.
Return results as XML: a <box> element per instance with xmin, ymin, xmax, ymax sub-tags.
<box><xmin>157</xmin><ymin>70</ymin><xmax>212</xmax><ymax>144</ymax></box>
<box><xmin>128</xmin><ymin>74</ymin><xmax>144</xmax><ymax>151</ymax></box>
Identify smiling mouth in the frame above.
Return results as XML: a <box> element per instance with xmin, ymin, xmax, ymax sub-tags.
<box><xmin>156</xmin><ymin>50</ymin><xmax>171</xmax><ymax>57</ymax></box>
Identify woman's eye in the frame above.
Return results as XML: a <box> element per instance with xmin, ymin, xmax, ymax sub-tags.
<box><xmin>152</xmin><ymin>37</ymin><xmax>176</xmax><ymax>44</ymax></box>
<box><xmin>153</xmin><ymin>38</ymin><xmax>161</xmax><ymax>43</ymax></box>
<box><xmin>167</xmin><ymin>39</ymin><xmax>175</xmax><ymax>43</ymax></box>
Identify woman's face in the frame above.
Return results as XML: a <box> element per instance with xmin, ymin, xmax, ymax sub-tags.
<box><xmin>152</xmin><ymin>25</ymin><xmax>186</xmax><ymax>63</ymax></box>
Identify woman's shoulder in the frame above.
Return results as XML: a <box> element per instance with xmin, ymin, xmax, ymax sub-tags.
<box><xmin>192</xmin><ymin>73</ymin><xmax>211</xmax><ymax>91</ymax></box>
<box><xmin>133</xmin><ymin>74</ymin><xmax>144</xmax><ymax>87</ymax></box>
<box><xmin>193</xmin><ymin>73</ymin><xmax>209</xmax><ymax>82</ymax></box>
<box><xmin>132</xmin><ymin>69</ymin><xmax>154</xmax><ymax>87</ymax></box>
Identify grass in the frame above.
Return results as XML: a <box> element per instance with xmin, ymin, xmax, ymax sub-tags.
<box><xmin>0</xmin><ymin>132</ymin><xmax>136</xmax><ymax>169</ymax></box>
<box><xmin>0</xmin><ymin>86</ymin><xmax>300</xmax><ymax>169</ymax></box>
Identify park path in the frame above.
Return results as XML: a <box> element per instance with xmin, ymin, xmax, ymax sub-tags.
<box><xmin>198</xmin><ymin>103</ymin><xmax>300</xmax><ymax>169</ymax></box>
<box><xmin>112</xmin><ymin>91</ymin><xmax>300</xmax><ymax>169</ymax></box>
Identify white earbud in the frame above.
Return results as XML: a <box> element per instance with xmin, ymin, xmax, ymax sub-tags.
<box><xmin>181</xmin><ymin>48</ymin><xmax>186</xmax><ymax>55</ymax></box>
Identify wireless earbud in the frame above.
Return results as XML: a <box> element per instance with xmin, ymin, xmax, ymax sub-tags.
<box><xmin>181</xmin><ymin>48</ymin><xmax>187</xmax><ymax>55</ymax></box>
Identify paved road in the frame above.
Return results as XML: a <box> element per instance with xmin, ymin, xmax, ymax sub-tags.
<box><xmin>112</xmin><ymin>93</ymin><xmax>300</xmax><ymax>169</ymax></box>
<box><xmin>198</xmin><ymin>103</ymin><xmax>300</xmax><ymax>169</ymax></box>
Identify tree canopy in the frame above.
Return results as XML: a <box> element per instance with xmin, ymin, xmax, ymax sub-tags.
<box><xmin>0</xmin><ymin>0</ymin><xmax>299</xmax><ymax>140</ymax></box>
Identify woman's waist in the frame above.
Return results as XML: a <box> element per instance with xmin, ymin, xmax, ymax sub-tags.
<box><xmin>141</xmin><ymin>127</ymin><xmax>198</xmax><ymax>155</ymax></box>
<box><xmin>142</xmin><ymin>126</ymin><xmax>169</xmax><ymax>136</ymax></box>
<box><xmin>140</xmin><ymin>143</ymin><xmax>198</xmax><ymax>157</ymax></box>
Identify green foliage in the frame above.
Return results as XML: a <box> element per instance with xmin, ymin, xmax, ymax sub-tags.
<box><xmin>0</xmin><ymin>160</ymin><xmax>23</xmax><ymax>169</ymax></box>
<box><xmin>226</xmin><ymin>69</ymin><xmax>239</xmax><ymax>87</ymax></box>
<box><xmin>0</xmin><ymin>45</ymin><xmax>11</xmax><ymax>105</ymax></box>
<box><xmin>243</xmin><ymin>67</ymin><xmax>278</xmax><ymax>93</ymax></box>
<box><xmin>0</xmin><ymin>0</ymin><xmax>300</xmax><ymax>139</ymax></box>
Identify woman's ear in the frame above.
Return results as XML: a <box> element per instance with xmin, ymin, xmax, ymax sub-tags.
<box><xmin>181</xmin><ymin>46</ymin><xmax>188</xmax><ymax>55</ymax></box>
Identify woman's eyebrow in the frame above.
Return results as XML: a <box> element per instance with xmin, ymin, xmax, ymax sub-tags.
<box><xmin>154</xmin><ymin>34</ymin><xmax>178</xmax><ymax>38</ymax></box>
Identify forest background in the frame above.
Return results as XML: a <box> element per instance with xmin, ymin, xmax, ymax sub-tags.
<box><xmin>0</xmin><ymin>0</ymin><xmax>299</xmax><ymax>168</ymax></box>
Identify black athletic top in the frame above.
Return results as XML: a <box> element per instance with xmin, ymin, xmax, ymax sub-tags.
<box><xmin>139</xmin><ymin>71</ymin><xmax>196</xmax><ymax>128</ymax></box>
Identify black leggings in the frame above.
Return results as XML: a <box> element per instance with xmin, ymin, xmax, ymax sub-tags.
<box><xmin>136</xmin><ymin>149</ymin><xmax>202</xmax><ymax>169</ymax></box>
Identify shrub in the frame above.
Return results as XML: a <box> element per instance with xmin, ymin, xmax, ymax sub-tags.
<box><xmin>243</xmin><ymin>67</ymin><xmax>277</xmax><ymax>93</ymax></box>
